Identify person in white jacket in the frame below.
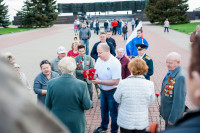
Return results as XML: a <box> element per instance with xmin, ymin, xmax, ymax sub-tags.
<box><xmin>114</xmin><ymin>57</ymin><xmax>155</xmax><ymax>133</ymax></box>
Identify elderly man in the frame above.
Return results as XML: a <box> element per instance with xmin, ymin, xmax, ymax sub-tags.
<box><xmin>92</xmin><ymin>43</ymin><xmax>121</xmax><ymax>133</ymax></box>
<box><xmin>190</xmin><ymin>25</ymin><xmax>200</xmax><ymax>42</ymax></box>
<box><xmin>136</xmin><ymin>43</ymin><xmax>153</xmax><ymax>80</ymax></box>
<box><xmin>106</xmin><ymin>30</ymin><xmax>116</xmax><ymax>50</ymax></box>
<box><xmin>51</xmin><ymin>46</ymin><xmax>66</xmax><ymax>75</ymax></box>
<box><xmin>160</xmin><ymin>52</ymin><xmax>186</xmax><ymax>128</ymax></box>
<box><xmin>79</xmin><ymin>22</ymin><xmax>91</xmax><ymax>55</ymax></box>
<box><xmin>75</xmin><ymin>45</ymin><xmax>94</xmax><ymax>100</ymax></box>
<box><xmin>91</xmin><ymin>32</ymin><xmax>116</xmax><ymax>61</ymax></box>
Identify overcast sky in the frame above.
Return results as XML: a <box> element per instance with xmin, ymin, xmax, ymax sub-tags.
<box><xmin>4</xmin><ymin>0</ymin><xmax>200</xmax><ymax>21</ymax></box>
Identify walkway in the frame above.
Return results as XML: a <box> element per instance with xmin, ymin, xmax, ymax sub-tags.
<box><xmin>0</xmin><ymin>22</ymin><xmax>194</xmax><ymax>132</ymax></box>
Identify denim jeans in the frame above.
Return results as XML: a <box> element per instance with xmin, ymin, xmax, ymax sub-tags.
<box><xmin>118</xmin><ymin>28</ymin><xmax>122</xmax><ymax>35</ymax></box>
<box><xmin>123</xmin><ymin>33</ymin><xmax>127</xmax><ymax>40</ymax></box>
<box><xmin>100</xmin><ymin>90</ymin><xmax>119</xmax><ymax>133</ymax></box>
<box><xmin>104</xmin><ymin>26</ymin><xmax>108</xmax><ymax>32</ymax></box>
<box><xmin>81</xmin><ymin>40</ymin><xmax>89</xmax><ymax>55</ymax></box>
<box><xmin>132</xmin><ymin>24</ymin><xmax>135</xmax><ymax>31</ymax></box>
<box><xmin>164</xmin><ymin>27</ymin><xmax>169</xmax><ymax>32</ymax></box>
<box><xmin>74</xmin><ymin>29</ymin><xmax>78</xmax><ymax>35</ymax></box>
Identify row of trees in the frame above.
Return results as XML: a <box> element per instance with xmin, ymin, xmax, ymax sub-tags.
<box><xmin>17</xmin><ymin>0</ymin><xmax>58</xmax><ymax>28</ymax></box>
<box><xmin>145</xmin><ymin>0</ymin><xmax>189</xmax><ymax>24</ymax></box>
<box><xmin>0</xmin><ymin>0</ymin><xmax>9</xmax><ymax>27</ymax></box>
<box><xmin>0</xmin><ymin>0</ymin><xmax>58</xmax><ymax>28</ymax></box>
<box><xmin>0</xmin><ymin>0</ymin><xmax>190</xmax><ymax>28</ymax></box>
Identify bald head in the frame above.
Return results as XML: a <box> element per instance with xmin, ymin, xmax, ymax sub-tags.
<box><xmin>97</xmin><ymin>43</ymin><xmax>110</xmax><ymax>61</ymax></box>
<box><xmin>97</xmin><ymin>43</ymin><xmax>110</xmax><ymax>52</ymax></box>
<box><xmin>166</xmin><ymin>52</ymin><xmax>181</xmax><ymax>71</ymax></box>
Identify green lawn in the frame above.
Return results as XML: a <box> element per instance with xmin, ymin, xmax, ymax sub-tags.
<box><xmin>162</xmin><ymin>22</ymin><xmax>200</xmax><ymax>34</ymax></box>
<box><xmin>0</xmin><ymin>27</ymin><xmax>38</xmax><ymax>35</ymax></box>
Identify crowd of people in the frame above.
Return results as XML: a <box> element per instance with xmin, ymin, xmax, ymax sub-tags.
<box><xmin>2</xmin><ymin>18</ymin><xmax>200</xmax><ymax>133</ymax></box>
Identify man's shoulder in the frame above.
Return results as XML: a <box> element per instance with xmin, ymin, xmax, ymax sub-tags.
<box><xmin>144</xmin><ymin>54</ymin><xmax>152</xmax><ymax>61</ymax></box>
<box><xmin>51</xmin><ymin>57</ymin><xmax>59</xmax><ymax>64</ymax></box>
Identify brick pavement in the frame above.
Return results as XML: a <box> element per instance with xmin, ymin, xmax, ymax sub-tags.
<box><xmin>0</xmin><ymin>22</ymin><xmax>194</xmax><ymax>132</ymax></box>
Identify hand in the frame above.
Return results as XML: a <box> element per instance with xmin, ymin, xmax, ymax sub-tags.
<box><xmin>168</xmin><ymin>121</ymin><xmax>174</xmax><ymax>125</ymax></box>
<box><xmin>81</xmin><ymin>70</ymin><xmax>83</xmax><ymax>74</ymax></box>
<box><xmin>92</xmin><ymin>79</ymin><xmax>99</xmax><ymax>84</ymax></box>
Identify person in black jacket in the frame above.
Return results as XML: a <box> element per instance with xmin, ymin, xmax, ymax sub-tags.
<box><xmin>106</xmin><ymin>30</ymin><xmax>116</xmax><ymax>50</ymax></box>
<box><xmin>104</xmin><ymin>20</ymin><xmax>109</xmax><ymax>32</ymax></box>
<box><xmin>91</xmin><ymin>32</ymin><xmax>116</xmax><ymax>61</ymax></box>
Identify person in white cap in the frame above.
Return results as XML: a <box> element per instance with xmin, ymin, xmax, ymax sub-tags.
<box><xmin>51</xmin><ymin>46</ymin><xmax>67</xmax><ymax>75</ymax></box>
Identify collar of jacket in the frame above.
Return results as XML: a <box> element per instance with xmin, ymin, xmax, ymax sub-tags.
<box><xmin>61</xmin><ymin>74</ymin><xmax>75</xmax><ymax>78</ymax></box>
<box><xmin>128</xmin><ymin>75</ymin><xmax>145</xmax><ymax>79</ymax></box>
<box><xmin>169</xmin><ymin>66</ymin><xmax>181</xmax><ymax>78</ymax></box>
<box><xmin>55</xmin><ymin>56</ymin><xmax>61</xmax><ymax>62</ymax></box>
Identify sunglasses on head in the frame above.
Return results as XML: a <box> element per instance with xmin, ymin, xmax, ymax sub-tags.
<box><xmin>40</xmin><ymin>60</ymin><xmax>50</xmax><ymax>66</ymax></box>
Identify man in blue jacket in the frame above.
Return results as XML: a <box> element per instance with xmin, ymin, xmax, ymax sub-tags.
<box><xmin>129</xmin><ymin>29</ymin><xmax>149</xmax><ymax>57</ymax></box>
<box><xmin>160</xmin><ymin>52</ymin><xmax>186</xmax><ymax>128</ymax></box>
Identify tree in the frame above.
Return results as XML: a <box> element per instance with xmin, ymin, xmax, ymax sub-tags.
<box><xmin>145</xmin><ymin>0</ymin><xmax>189</xmax><ymax>24</ymax></box>
<box><xmin>0</xmin><ymin>0</ymin><xmax>9</xmax><ymax>28</ymax></box>
<box><xmin>17</xmin><ymin>0</ymin><xmax>58</xmax><ymax>28</ymax></box>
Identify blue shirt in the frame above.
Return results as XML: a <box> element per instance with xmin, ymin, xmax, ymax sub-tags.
<box><xmin>130</xmin><ymin>37</ymin><xmax>149</xmax><ymax>57</ymax></box>
<box><xmin>33</xmin><ymin>71</ymin><xmax>59</xmax><ymax>104</ymax></box>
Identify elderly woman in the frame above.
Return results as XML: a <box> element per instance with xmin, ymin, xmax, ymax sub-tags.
<box><xmin>114</xmin><ymin>57</ymin><xmax>155</xmax><ymax>133</ymax></box>
<box><xmin>33</xmin><ymin>60</ymin><xmax>59</xmax><ymax>104</ymax></box>
<box><xmin>45</xmin><ymin>57</ymin><xmax>92</xmax><ymax>133</ymax></box>
<box><xmin>14</xmin><ymin>63</ymin><xmax>31</xmax><ymax>91</ymax></box>
<box><xmin>117</xmin><ymin>48</ymin><xmax>131</xmax><ymax>79</ymax></box>
<box><xmin>67</xmin><ymin>41</ymin><xmax>80</xmax><ymax>58</ymax></box>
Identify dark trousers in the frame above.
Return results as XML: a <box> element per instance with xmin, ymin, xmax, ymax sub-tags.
<box><xmin>120</xmin><ymin>127</ymin><xmax>145</xmax><ymax>133</ymax></box>
<box><xmin>164</xmin><ymin>27</ymin><xmax>169</xmax><ymax>32</ymax></box>
<box><xmin>113</xmin><ymin>27</ymin><xmax>117</xmax><ymax>35</ymax></box>
<box><xmin>100</xmin><ymin>90</ymin><xmax>119</xmax><ymax>133</ymax></box>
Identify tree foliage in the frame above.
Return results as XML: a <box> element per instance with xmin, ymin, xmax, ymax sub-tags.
<box><xmin>17</xmin><ymin>0</ymin><xmax>58</xmax><ymax>28</ymax></box>
<box><xmin>145</xmin><ymin>0</ymin><xmax>189</xmax><ymax>24</ymax></box>
<box><xmin>0</xmin><ymin>0</ymin><xmax>9</xmax><ymax>28</ymax></box>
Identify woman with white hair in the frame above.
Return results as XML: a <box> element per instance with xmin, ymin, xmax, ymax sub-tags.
<box><xmin>116</xmin><ymin>48</ymin><xmax>131</xmax><ymax>79</ymax></box>
<box><xmin>45</xmin><ymin>57</ymin><xmax>92</xmax><ymax>133</ymax></box>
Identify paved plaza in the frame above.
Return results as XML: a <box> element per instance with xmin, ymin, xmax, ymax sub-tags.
<box><xmin>0</xmin><ymin>22</ymin><xmax>194</xmax><ymax>132</ymax></box>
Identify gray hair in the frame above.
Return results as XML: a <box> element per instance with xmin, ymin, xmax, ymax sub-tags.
<box><xmin>58</xmin><ymin>57</ymin><xmax>76</xmax><ymax>74</ymax></box>
<box><xmin>98</xmin><ymin>43</ymin><xmax>110</xmax><ymax>51</ymax></box>
<box><xmin>166</xmin><ymin>52</ymin><xmax>181</xmax><ymax>62</ymax></box>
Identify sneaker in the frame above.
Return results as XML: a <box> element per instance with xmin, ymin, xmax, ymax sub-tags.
<box><xmin>93</xmin><ymin>127</ymin><xmax>107</xmax><ymax>133</ymax></box>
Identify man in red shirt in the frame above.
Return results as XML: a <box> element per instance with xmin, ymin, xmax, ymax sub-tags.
<box><xmin>112</xmin><ymin>19</ymin><xmax>118</xmax><ymax>35</ymax></box>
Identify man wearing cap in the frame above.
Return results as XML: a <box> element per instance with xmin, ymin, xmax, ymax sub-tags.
<box><xmin>106</xmin><ymin>30</ymin><xmax>116</xmax><ymax>50</ymax></box>
<box><xmin>79</xmin><ymin>22</ymin><xmax>91</xmax><ymax>55</ymax></box>
<box><xmin>51</xmin><ymin>46</ymin><xmax>66</xmax><ymax>75</ymax></box>
<box><xmin>129</xmin><ymin>29</ymin><xmax>149</xmax><ymax>57</ymax></box>
<box><xmin>136</xmin><ymin>43</ymin><xmax>153</xmax><ymax>80</ymax></box>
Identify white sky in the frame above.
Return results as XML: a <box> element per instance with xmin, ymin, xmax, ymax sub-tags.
<box><xmin>4</xmin><ymin>0</ymin><xmax>200</xmax><ymax>21</ymax></box>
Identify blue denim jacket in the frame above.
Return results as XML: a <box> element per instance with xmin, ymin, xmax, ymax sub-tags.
<box><xmin>33</xmin><ymin>71</ymin><xmax>59</xmax><ymax>104</ymax></box>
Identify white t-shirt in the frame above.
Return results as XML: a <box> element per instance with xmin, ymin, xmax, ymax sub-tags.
<box><xmin>95</xmin><ymin>55</ymin><xmax>121</xmax><ymax>91</ymax></box>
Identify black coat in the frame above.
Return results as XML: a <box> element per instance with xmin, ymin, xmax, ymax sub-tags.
<box><xmin>90</xmin><ymin>41</ymin><xmax>116</xmax><ymax>61</ymax></box>
<box><xmin>106</xmin><ymin>37</ymin><xmax>116</xmax><ymax>50</ymax></box>
<box><xmin>161</xmin><ymin>110</ymin><xmax>200</xmax><ymax>133</ymax></box>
